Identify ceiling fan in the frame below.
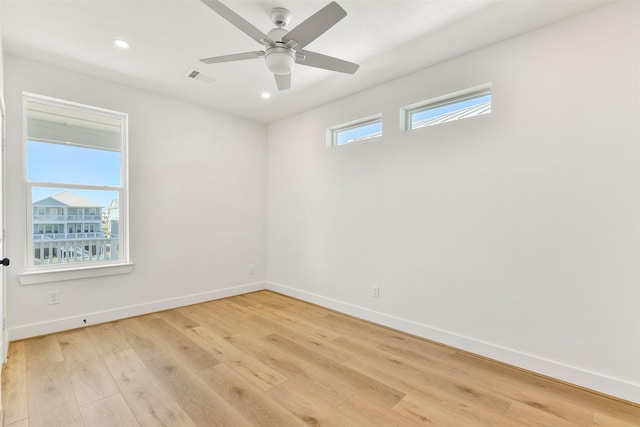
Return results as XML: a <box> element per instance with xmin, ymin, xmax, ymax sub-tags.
<box><xmin>199</xmin><ymin>0</ymin><xmax>359</xmax><ymax>91</ymax></box>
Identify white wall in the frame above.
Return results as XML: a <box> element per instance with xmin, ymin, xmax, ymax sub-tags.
<box><xmin>266</xmin><ymin>1</ymin><xmax>640</xmax><ymax>403</ymax></box>
<box><xmin>4</xmin><ymin>55</ymin><xmax>267</xmax><ymax>338</ymax></box>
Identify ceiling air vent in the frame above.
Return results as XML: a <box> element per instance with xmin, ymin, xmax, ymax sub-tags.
<box><xmin>184</xmin><ymin>68</ymin><xmax>216</xmax><ymax>84</ymax></box>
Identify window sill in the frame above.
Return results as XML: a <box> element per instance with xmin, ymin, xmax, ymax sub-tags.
<box><xmin>18</xmin><ymin>263</ymin><xmax>134</xmax><ymax>285</ymax></box>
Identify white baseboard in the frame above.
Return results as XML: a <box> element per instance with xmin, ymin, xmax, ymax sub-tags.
<box><xmin>266</xmin><ymin>281</ymin><xmax>640</xmax><ymax>405</ymax></box>
<box><xmin>8</xmin><ymin>281</ymin><xmax>266</xmax><ymax>341</ymax></box>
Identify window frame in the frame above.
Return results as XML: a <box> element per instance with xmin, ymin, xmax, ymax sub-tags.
<box><xmin>400</xmin><ymin>84</ymin><xmax>492</xmax><ymax>131</ymax></box>
<box><xmin>19</xmin><ymin>93</ymin><xmax>131</xmax><ymax>284</ymax></box>
<box><xmin>327</xmin><ymin>113</ymin><xmax>383</xmax><ymax>147</ymax></box>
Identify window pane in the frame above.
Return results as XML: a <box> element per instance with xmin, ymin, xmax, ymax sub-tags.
<box><xmin>27</xmin><ymin>140</ymin><xmax>121</xmax><ymax>186</ymax></box>
<box><xmin>410</xmin><ymin>93</ymin><xmax>491</xmax><ymax>129</ymax></box>
<box><xmin>328</xmin><ymin>114</ymin><xmax>383</xmax><ymax>147</ymax></box>
<box><xmin>31</xmin><ymin>187</ymin><xmax>120</xmax><ymax>265</ymax></box>
<box><xmin>335</xmin><ymin>121</ymin><xmax>382</xmax><ymax>146</ymax></box>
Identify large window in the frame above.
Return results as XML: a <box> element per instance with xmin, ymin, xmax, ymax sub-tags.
<box><xmin>24</xmin><ymin>94</ymin><xmax>128</xmax><ymax>271</ymax></box>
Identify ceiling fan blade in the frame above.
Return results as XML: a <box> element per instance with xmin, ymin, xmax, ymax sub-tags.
<box><xmin>275</xmin><ymin>73</ymin><xmax>291</xmax><ymax>91</ymax></box>
<box><xmin>296</xmin><ymin>50</ymin><xmax>359</xmax><ymax>74</ymax></box>
<box><xmin>281</xmin><ymin>1</ymin><xmax>346</xmax><ymax>50</ymax></box>
<box><xmin>200</xmin><ymin>0</ymin><xmax>274</xmax><ymax>46</ymax></box>
<box><xmin>200</xmin><ymin>51</ymin><xmax>264</xmax><ymax>64</ymax></box>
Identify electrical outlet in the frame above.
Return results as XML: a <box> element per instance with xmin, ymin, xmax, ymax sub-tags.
<box><xmin>48</xmin><ymin>290</ymin><xmax>60</xmax><ymax>305</ymax></box>
<box><xmin>249</xmin><ymin>264</ymin><xmax>255</xmax><ymax>275</ymax></box>
<box><xmin>372</xmin><ymin>286</ymin><xmax>380</xmax><ymax>298</ymax></box>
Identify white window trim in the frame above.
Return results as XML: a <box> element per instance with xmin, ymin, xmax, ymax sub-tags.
<box><xmin>400</xmin><ymin>83</ymin><xmax>492</xmax><ymax>131</ymax></box>
<box><xmin>326</xmin><ymin>113</ymin><xmax>383</xmax><ymax>147</ymax></box>
<box><xmin>20</xmin><ymin>93</ymin><xmax>131</xmax><ymax>284</ymax></box>
<box><xmin>18</xmin><ymin>263</ymin><xmax>134</xmax><ymax>285</ymax></box>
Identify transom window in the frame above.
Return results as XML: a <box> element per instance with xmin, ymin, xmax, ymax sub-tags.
<box><xmin>327</xmin><ymin>114</ymin><xmax>383</xmax><ymax>147</ymax></box>
<box><xmin>24</xmin><ymin>93</ymin><xmax>128</xmax><ymax>270</ymax></box>
<box><xmin>401</xmin><ymin>84</ymin><xmax>492</xmax><ymax>131</ymax></box>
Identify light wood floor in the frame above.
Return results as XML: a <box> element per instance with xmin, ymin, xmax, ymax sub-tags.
<box><xmin>2</xmin><ymin>291</ymin><xmax>639</xmax><ymax>426</ymax></box>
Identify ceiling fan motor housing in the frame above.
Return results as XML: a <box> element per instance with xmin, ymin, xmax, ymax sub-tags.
<box><xmin>270</xmin><ymin>7</ymin><xmax>292</xmax><ymax>28</ymax></box>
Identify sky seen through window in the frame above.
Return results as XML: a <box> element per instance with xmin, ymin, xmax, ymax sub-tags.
<box><xmin>28</xmin><ymin>140</ymin><xmax>121</xmax><ymax>208</ymax></box>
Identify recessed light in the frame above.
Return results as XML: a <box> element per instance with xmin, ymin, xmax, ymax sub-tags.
<box><xmin>114</xmin><ymin>39</ymin><xmax>130</xmax><ymax>49</ymax></box>
<box><xmin>261</xmin><ymin>92</ymin><xmax>271</xmax><ymax>99</ymax></box>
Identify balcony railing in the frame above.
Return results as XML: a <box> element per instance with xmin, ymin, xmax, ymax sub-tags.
<box><xmin>33</xmin><ymin>237</ymin><xmax>118</xmax><ymax>265</ymax></box>
<box><xmin>34</xmin><ymin>232</ymin><xmax>105</xmax><ymax>240</ymax></box>
<box><xmin>33</xmin><ymin>214</ymin><xmax>102</xmax><ymax>222</ymax></box>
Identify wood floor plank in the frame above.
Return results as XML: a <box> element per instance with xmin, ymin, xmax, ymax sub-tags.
<box><xmin>156</xmin><ymin>309</ymin><xmax>200</xmax><ymax>332</ymax></box>
<box><xmin>507</xmin><ymin>400</ymin><xmax>583</xmax><ymax>427</ymax></box>
<box><xmin>392</xmin><ymin>393</ymin><xmax>479</xmax><ymax>426</ymax></box>
<box><xmin>195</xmin><ymin>301</ymin><xmax>275</xmax><ymax>337</ymax></box>
<box><xmin>339</xmin><ymin>342</ymin><xmax>531</xmax><ymax>426</ymax></box>
<box><xmin>138</xmin><ymin>316</ymin><xmax>219</xmax><ymax>372</ymax></box>
<box><xmin>222</xmin><ymin>293</ymin><xmax>257</xmax><ymax>308</ymax></box>
<box><xmin>252</xmin><ymin>305</ymin><xmax>342</xmax><ymax>341</ymax></box>
<box><xmin>592</xmin><ymin>401</ymin><xmax>640</xmax><ymax>426</ymax></box>
<box><xmin>5</xmin><ymin>419</ymin><xmax>29</xmax><ymax>427</ymax></box>
<box><xmin>445</xmin><ymin>350</ymin><xmax>626</xmax><ymax>425</ymax></box>
<box><xmin>199</xmin><ymin>363</ymin><xmax>308</xmax><ymax>427</ymax></box>
<box><xmin>144</xmin><ymin>353</ymin><xmax>253</xmax><ymax>427</ymax></box>
<box><xmin>335</xmin><ymin>393</ymin><xmax>418</xmax><ymax>426</ymax></box>
<box><xmin>321</xmin><ymin>312</ymin><xmax>408</xmax><ymax>346</ymax></box>
<box><xmin>79</xmin><ymin>393</ymin><xmax>140</xmax><ymax>427</ymax></box>
<box><xmin>266</xmin><ymin>377</ymin><xmax>344</xmax><ymax>426</ymax></box>
<box><xmin>246</xmin><ymin>314</ymin><xmax>354</xmax><ymax>363</ymax></box>
<box><xmin>264</xmin><ymin>333</ymin><xmax>405</xmax><ymax>408</ymax></box>
<box><xmin>226</xmin><ymin>333</ymin><xmax>356</xmax><ymax>405</ymax></box>
<box><xmin>378</xmin><ymin>334</ymin><xmax>459</xmax><ymax>365</ymax></box>
<box><xmin>376</xmin><ymin>337</ymin><xmax>598</xmax><ymax>426</ymax></box>
<box><xmin>338</xmin><ymin>333</ymin><xmax>517</xmax><ymax>412</ymax></box>
<box><xmin>282</xmin><ymin>299</ymin><xmax>337</xmax><ymax>319</ymax></box>
<box><xmin>2</xmin><ymin>340</ymin><xmax>28</xmax><ymax>425</ymax></box>
<box><xmin>103</xmin><ymin>348</ymin><xmax>196</xmax><ymax>427</ymax></box>
<box><xmin>26</xmin><ymin>361</ymin><xmax>83</xmax><ymax>427</ymax></box>
<box><xmin>378</xmin><ymin>338</ymin><xmax>513</xmax><ymax>401</ymax></box>
<box><xmin>115</xmin><ymin>316</ymin><xmax>168</xmax><ymax>362</ymax></box>
<box><xmin>212</xmin><ymin>298</ymin><xmax>259</xmax><ymax>317</ymax></box>
<box><xmin>4</xmin><ymin>291</ymin><xmax>640</xmax><ymax>427</ymax></box>
<box><xmin>24</xmin><ymin>334</ymin><xmax>63</xmax><ymax>371</ymax></box>
<box><xmin>183</xmin><ymin>325</ymin><xmax>288</xmax><ymax>391</ymax></box>
<box><xmin>510</xmin><ymin>397</ymin><xmax>594</xmax><ymax>426</ymax></box>
<box><xmin>84</xmin><ymin>321</ymin><xmax>130</xmax><ymax>356</ymax></box>
<box><xmin>593</xmin><ymin>410</ymin><xmax>640</xmax><ymax>427</ymax></box>
<box><xmin>56</xmin><ymin>330</ymin><xmax>119</xmax><ymax>406</ymax></box>
<box><xmin>177</xmin><ymin>304</ymin><xmax>267</xmax><ymax>338</ymax></box>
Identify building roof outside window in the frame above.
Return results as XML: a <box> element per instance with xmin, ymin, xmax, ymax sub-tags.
<box><xmin>33</xmin><ymin>191</ymin><xmax>104</xmax><ymax>208</ymax></box>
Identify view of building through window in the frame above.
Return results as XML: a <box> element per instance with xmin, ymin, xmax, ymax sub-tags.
<box><xmin>25</xmin><ymin>95</ymin><xmax>127</xmax><ymax>268</ymax></box>
<box><xmin>31</xmin><ymin>188</ymin><xmax>120</xmax><ymax>265</ymax></box>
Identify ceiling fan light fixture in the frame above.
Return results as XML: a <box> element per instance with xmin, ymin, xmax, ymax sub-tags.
<box><xmin>265</xmin><ymin>47</ymin><xmax>295</xmax><ymax>75</ymax></box>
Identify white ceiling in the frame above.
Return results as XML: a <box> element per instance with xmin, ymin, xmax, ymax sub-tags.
<box><xmin>1</xmin><ymin>0</ymin><xmax>611</xmax><ymax>123</ymax></box>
